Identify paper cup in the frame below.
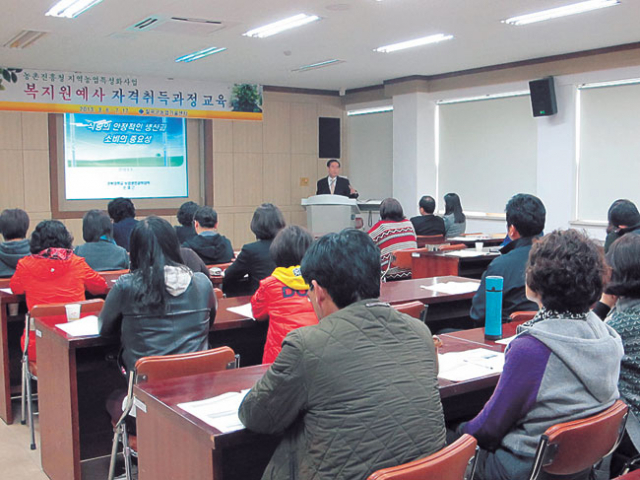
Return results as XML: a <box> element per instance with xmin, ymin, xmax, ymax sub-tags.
<box><xmin>65</xmin><ymin>304</ymin><xmax>81</xmax><ymax>322</ymax></box>
<box><xmin>475</xmin><ymin>242</ymin><xmax>484</xmax><ymax>252</ymax></box>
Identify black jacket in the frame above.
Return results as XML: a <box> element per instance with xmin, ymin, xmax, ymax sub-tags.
<box><xmin>410</xmin><ymin>215</ymin><xmax>446</xmax><ymax>236</ymax></box>
<box><xmin>182</xmin><ymin>232</ymin><xmax>234</xmax><ymax>264</ymax></box>
<box><xmin>316</xmin><ymin>176</ymin><xmax>358</xmax><ymax>198</ymax></box>
<box><xmin>175</xmin><ymin>225</ymin><xmax>197</xmax><ymax>244</ymax></box>
<box><xmin>74</xmin><ymin>239</ymin><xmax>129</xmax><ymax>272</ymax></box>
<box><xmin>470</xmin><ymin>237</ymin><xmax>539</xmax><ymax>325</ymax></box>
<box><xmin>222</xmin><ymin>239</ymin><xmax>275</xmax><ymax>297</ymax></box>
<box><xmin>0</xmin><ymin>239</ymin><xmax>30</xmax><ymax>278</ymax></box>
<box><xmin>112</xmin><ymin>218</ymin><xmax>138</xmax><ymax>252</ymax></box>
<box><xmin>98</xmin><ymin>269</ymin><xmax>216</xmax><ymax>374</ymax></box>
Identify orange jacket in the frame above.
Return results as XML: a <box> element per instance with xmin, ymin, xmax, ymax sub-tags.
<box><xmin>11</xmin><ymin>254</ymin><xmax>109</xmax><ymax>361</ymax></box>
<box><xmin>251</xmin><ymin>266</ymin><xmax>318</xmax><ymax>364</ymax></box>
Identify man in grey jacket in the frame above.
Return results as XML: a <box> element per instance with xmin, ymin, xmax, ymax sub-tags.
<box><xmin>239</xmin><ymin>229</ymin><xmax>446</xmax><ymax>480</ymax></box>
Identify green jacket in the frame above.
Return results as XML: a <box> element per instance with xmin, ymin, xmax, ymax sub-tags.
<box><xmin>239</xmin><ymin>299</ymin><xmax>446</xmax><ymax>480</ymax></box>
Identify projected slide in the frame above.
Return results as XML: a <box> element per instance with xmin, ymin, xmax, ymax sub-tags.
<box><xmin>63</xmin><ymin>114</ymin><xmax>188</xmax><ymax>200</ymax></box>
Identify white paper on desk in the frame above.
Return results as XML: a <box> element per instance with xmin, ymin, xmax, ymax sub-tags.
<box><xmin>178</xmin><ymin>389</ymin><xmax>251</xmax><ymax>433</ymax></box>
<box><xmin>445</xmin><ymin>250</ymin><xmax>491</xmax><ymax>258</ymax></box>
<box><xmin>438</xmin><ymin>348</ymin><xmax>505</xmax><ymax>382</ymax></box>
<box><xmin>495</xmin><ymin>335</ymin><xmax>517</xmax><ymax>345</ymax></box>
<box><xmin>421</xmin><ymin>282</ymin><xmax>479</xmax><ymax>295</ymax></box>
<box><xmin>0</xmin><ymin>288</ymin><xmax>12</xmax><ymax>294</ymax></box>
<box><xmin>226</xmin><ymin>303</ymin><xmax>254</xmax><ymax>319</ymax></box>
<box><xmin>55</xmin><ymin>315</ymin><xmax>100</xmax><ymax>336</ymax></box>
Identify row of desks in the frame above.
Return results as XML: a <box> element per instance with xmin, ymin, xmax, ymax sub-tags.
<box><xmin>0</xmin><ymin>275</ymin><xmax>481</xmax><ymax>480</ymax></box>
<box><xmin>133</xmin><ymin>322</ymin><xmax>519</xmax><ymax>480</ymax></box>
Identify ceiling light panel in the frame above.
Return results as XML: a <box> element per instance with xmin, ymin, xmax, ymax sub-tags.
<box><xmin>503</xmin><ymin>0</ymin><xmax>620</xmax><ymax>26</ymax></box>
<box><xmin>292</xmin><ymin>59</ymin><xmax>345</xmax><ymax>73</ymax></box>
<box><xmin>374</xmin><ymin>33</ymin><xmax>453</xmax><ymax>53</ymax></box>
<box><xmin>175</xmin><ymin>47</ymin><xmax>226</xmax><ymax>63</ymax></box>
<box><xmin>347</xmin><ymin>106</ymin><xmax>393</xmax><ymax>116</ymax></box>
<box><xmin>46</xmin><ymin>0</ymin><xmax>104</xmax><ymax>18</ymax></box>
<box><xmin>244</xmin><ymin>14</ymin><xmax>320</xmax><ymax>38</ymax></box>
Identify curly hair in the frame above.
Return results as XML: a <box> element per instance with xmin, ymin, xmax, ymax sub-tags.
<box><xmin>526</xmin><ymin>229</ymin><xmax>603</xmax><ymax>313</ymax></box>
<box><xmin>176</xmin><ymin>201</ymin><xmax>199</xmax><ymax>227</ymax></box>
<box><xmin>605</xmin><ymin>233</ymin><xmax>640</xmax><ymax>298</ymax></box>
<box><xmin>30</xmin><ymin>220</ymin><xmax>74</xmax><ymax>254</ymax></box>
<box><xmin>107</xmin><ymin>198</ymin><xmax>136</xmax><ymax>223</ymax></box>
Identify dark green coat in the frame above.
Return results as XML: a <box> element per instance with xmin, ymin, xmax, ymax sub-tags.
<box><xmin>239</xmin><ymin>300</ymin><xmax>446</xmax><ymax>480</ymax></box>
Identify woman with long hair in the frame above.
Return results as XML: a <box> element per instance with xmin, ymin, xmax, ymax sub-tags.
<box><xmin>98</xmin><ymin>216</ymin><xmax>215</xmax><ymax>374</ymax></box>
<box><xmin>443</xmin><ymin>192</ymin><xmax>466</xmax><ymax>238</ymax></box>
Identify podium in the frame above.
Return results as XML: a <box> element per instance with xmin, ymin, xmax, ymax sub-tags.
<box><xmin>301</xmin><ymin>195</ymin><xmax>360</xmax><ymax>235</ymax></box>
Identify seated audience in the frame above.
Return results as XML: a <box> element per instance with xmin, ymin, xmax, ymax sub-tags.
<box><xmin>74</xmin><ymin>209</ymin><xmax>129</xmax><ymax>271</ymax></box>
<box><xmin>239</xmin><ymin>229</ymin><xmax>446</xmax><ymax>479</ymax></box>
<box><xmin>11</xmin><ymin>220</ymin><xmax>108</xmax><ymax>361</ymax></box>
<box><xmin>107</xmin><ymin>197</ymin><xmax>138</xmax><ymax>252</ymax></box>
<box><xmin>174</xmin><ymin>201</ymin><xmax>199</xmax><ymax>244</ymax></box>
<box><xmin>604</xmin><ymin>199</ymin><xmax>640</xmax><ymax>253</ymax></box>
<box><xmin>0</xmin><ymin>208</ymin><xmax>30</xmax><ymax>277</ymax></box>
<box><xmin>182</xmin><ymin>206</ymin><xmax>234</xmax><ymax>265</ymax></box>
<box><xmin>223</xmin><ymin>203</ymin><xmax>285</xmax><ymax>297</ymax></box>
<box><xmin>458</xmin><ymin>229</ymin><xmax>623</xmax><ymax>480</ymax></box>
<box><xmin>410</xmin><ymin>195</ymin><xmax>446</xmax><ymax>236</ymax></box>
<box><xmin>443</xmin><ymin>192</ymin><xmax>466</xmax><ymax>237</ymax></box>
<box><xmin>98</xmin><ymin>216</ymin><xmax>215</xmax><ymax>375</ymax></box>
<box><xmin>471</xmin><ymin>194</ymin><xmax>543</xmax><ymax>325</ymax></box>
<box><xmin>596</xmin><ymin>234</ymin><xmax>640</xmax><ymax>465</ymax></box>
<box><xmin>251</xmin><ymin>225</ymin><xmax>317</xmax><ymax>363</ymax></box>
<box><xmin>368</xmin><ymin>198</ymin><xmax>417</xmax><ymax>280</ymax></box>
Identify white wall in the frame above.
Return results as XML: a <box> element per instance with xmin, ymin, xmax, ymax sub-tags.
<box><xmin>382</xmin><ymin>64</ymin><xmax>640</xmax><ymax>241</ymax></box>
<box><xmin>347</xmin><ymin>111</ymin><xmax>393</xmax><ymax>201</ymax></box>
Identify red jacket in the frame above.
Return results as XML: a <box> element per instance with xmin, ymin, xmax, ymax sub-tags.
<box><xmin>11</xmin><ymin>253</ymin><xmax>109</xmax><ymax>361</ymax></box>
<box><xmin>251</xmin><ymin>266</ymin><xmax>318</xmax><ymax>364</ymax></box>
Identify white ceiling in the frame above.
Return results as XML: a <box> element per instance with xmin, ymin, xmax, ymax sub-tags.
<box><xmin>1</xmin><ymin>0</ymin><xmax>639</xmax><ymax>91</ymax></box>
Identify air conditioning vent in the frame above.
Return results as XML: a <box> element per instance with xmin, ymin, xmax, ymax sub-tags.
<box><xmin>127</xmin><ymin>15</ymin><xmax>164</xmax><ymax>32</ymax></box>
<box><xmin>3</xmin><ymin>30</ymin><xmax>48</xmax><ymax>49</ymax></box>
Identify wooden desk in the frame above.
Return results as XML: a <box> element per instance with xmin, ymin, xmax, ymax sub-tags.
<box><xmin>134</xmin><ymin>322</ymin><xmax>520</xmax><ymax>480</ymax></box>
<box><xmin>381</xmin><ymin>276</ymin><xmax>479</xmax><ymax>330</ymax></box>
<box><xmin>34</xmin><ymin>296</ymin><xmax>259</xmax><ymax>480</ymax></box>
<box><xmin>410</xmin><ymin>250</ymin><xmax>499</xmax><ymax>280</ymax></box>
<box><xmin>0</xmin><ymin>288</ymin><xmax>21</xmax><ymax>425</ymax></box>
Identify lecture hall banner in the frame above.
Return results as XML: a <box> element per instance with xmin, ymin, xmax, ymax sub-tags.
<box><xmin>0</xmin><ymin>67</ymin><xmax>263</xmax><ymax>120</ymax></box>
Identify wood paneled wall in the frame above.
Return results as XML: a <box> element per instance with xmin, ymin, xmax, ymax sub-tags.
<box><xmin>0</xmin><ymin>91</ymin><xmax>347</xmax><ymax>248</ymax></box>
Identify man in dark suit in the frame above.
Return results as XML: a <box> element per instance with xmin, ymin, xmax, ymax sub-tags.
<box><xmin>410</xmin><ymin>195</ymin><xmax>446</xmax><ymax>236</ymax></box>
<box><xmin>316</xmin><ymin>159</ymin><xmax>359</xmax><ymax>198</ymax></box>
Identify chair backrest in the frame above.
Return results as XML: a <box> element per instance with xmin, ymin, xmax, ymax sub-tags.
<box><xmin>135</xmin><ymin>346</ymin><xmax>238</xmax><ymax>384</ymax></box>
<box><xmin>367</xmin><ymin>434</ymin><xmax>478</xmax><ymax>480</ymax></box>
<box><xmin>393</xmin><ymin>301</ymin><xmax>425</xmax><ymax>320</ymax></box>
<box><xmin>417</xmin><ymin>235</ymin><xmax>446</xmax><ymax>247</ymax></box>
<box><xmin>529</xmin><ymin>400</ymin><xmax>629</xmax><ymax>480</ymax></box>
<box><xmin>392</xmin><ymin>248</ymin><xmax>429</xmax><ymax>270</ymax></box>
<box><xmin>509</xmin><ymin>311</ymin><xmax>537</xmax><ymax>323</ymax></box>
<box><xmin>30</xmin><ymin>298</ymin><xmax>105</xmax><ymax>319</ymax></box>
<box><xmin>0</xmin><ymin>278</ymin><xmax>11</xmax><ymax>289</ymax></box>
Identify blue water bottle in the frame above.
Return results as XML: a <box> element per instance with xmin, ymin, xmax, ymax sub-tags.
<box><xmin>484</xmin><ymin>276</ymin><xmax>503</xmax><ymax>340</ymax></box>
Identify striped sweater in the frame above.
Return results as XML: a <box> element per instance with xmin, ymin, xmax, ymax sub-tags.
<box><xmin>368</xmin><ymin>219</ymin><xmax>417</xmax><ymax>280</ymax></box>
